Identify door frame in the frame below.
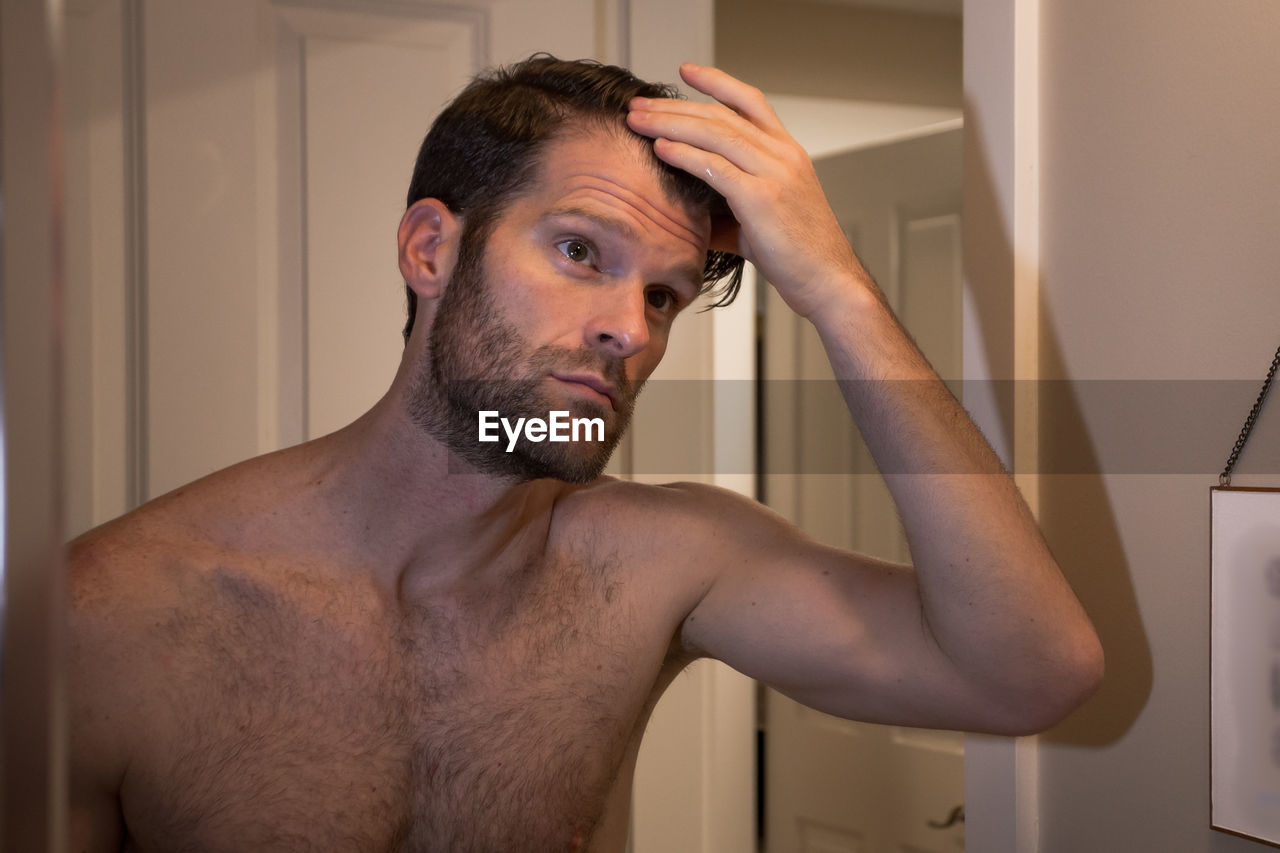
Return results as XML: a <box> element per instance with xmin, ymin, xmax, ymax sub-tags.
<box><xmin>961</xmin><ymin>0</ymin><xmax>1044</xmax><ymax>851</ymax></box>
<box><xmin>1</xmin><ymin>0</ymin><xmax>69</xmax><ymax>850</ymax></box>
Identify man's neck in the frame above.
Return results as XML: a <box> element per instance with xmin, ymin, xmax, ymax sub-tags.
<box><xmin>310</xmin><ymin>387</ymin><xmax>569</xmax><ymax>602</ymax></box>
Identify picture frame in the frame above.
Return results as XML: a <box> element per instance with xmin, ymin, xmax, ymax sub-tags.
<box><xmin>1211</xmin><ymin>486</ymin><xmax>1280</xmax><ymax>847</ymax></box>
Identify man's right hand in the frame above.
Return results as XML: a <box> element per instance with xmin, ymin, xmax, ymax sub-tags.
<box><xmin>626</xmin><ymin>62</ymin><xmax>871</xmax><ymax>324</ymax></box>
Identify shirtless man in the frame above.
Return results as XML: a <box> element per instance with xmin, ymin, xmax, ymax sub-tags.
<box><xmin>68</xmin><ymin>57</ymin><xmax>1103</xmax><ymax>852</ymax></box>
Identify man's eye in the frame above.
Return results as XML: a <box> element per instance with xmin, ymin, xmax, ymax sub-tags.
<box><xmin>556</xmin><ymin>240</ymin><xmax>592</xmax><ymax>264</ymax></box>
<box><xmin>646</xmin><ymin>289</ymin><xmax>677</xmax><ymax>312</ymax></box>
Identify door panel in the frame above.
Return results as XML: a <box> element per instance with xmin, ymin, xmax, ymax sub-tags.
<box><xmin>762</xmin><ymin>127</ymin><xmax>965</xmax><ymax>853</ymax></box>
<box><xmin>278</xmin><ymin>7</ymin><xmax>479</xmax><ymax>438</ymax></box>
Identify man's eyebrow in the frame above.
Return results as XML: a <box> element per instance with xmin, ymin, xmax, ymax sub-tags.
<box><xmin>545</xmin><ymin>206</ymin><xmax>637</xmax><ymax>241</ymax></box>
<box><xmin>546</xmin><ymin>204</ymin><xmax>703</xmax><ymax>295</ymax></box>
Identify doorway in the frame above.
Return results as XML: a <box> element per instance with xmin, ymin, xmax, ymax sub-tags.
<box><xmin>757</xmin><ymin>125</ymin><xmax>965</xmax><ymax>853</ymax></box>
<box><xmin>712</xmin><ymin>1</ymin><xmax>966</xmax><ymax>850</ymax></box>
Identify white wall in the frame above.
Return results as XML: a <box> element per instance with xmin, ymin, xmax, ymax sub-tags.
<box><xmin>1035</xmin><ymin>2</ymin><xmax>1280</xmax><ymax>851</ymax></box>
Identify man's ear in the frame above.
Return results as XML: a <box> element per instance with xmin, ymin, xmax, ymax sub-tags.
<box><xmin>398</xmin><ymin>198</ymin><xmax>461</xmax><ymax>300</ymax></box>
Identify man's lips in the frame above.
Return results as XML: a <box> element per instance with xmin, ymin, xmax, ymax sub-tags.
<box><xmin>551</xmin><ymin>373</ymin><xmax>618</xmax><ymax>411</ymax></box>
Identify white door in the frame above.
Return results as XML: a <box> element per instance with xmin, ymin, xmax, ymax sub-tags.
<box><xmin>762</xmin><ymin>126</ymin><xmax>966</xmax><ymax>853</ymax></box>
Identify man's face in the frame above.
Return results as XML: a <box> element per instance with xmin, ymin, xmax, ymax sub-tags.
<box><xmin>412</xmin><ymin>125</ymin><xmax>712</xmax><ymax>482</ymax></box>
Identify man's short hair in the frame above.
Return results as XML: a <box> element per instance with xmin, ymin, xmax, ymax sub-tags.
<box><xmin>402</xmin><ymin>54</ymin><xmax>745</xmax><ymax>341</ymax></box>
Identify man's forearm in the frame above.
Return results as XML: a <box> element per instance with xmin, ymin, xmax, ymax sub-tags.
<box><xmin>812</xmin><ymin>267</ymin><xmax>1102</xmax><ymax>729</ymax></box>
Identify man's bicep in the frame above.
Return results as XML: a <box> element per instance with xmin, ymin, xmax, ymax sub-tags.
<box><xmin>673</xmin><ymin>495</ymin><xmax>996</xmax><ymax>729</ymax></box>
<box><xmin>682</xmin><ymin>535</ymin><xmax>916</xmax><ymax>707</ymax></box>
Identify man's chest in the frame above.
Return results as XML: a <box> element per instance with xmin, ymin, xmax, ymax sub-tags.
<box><xmin>119</xmin><ymin>554</ymin><xmax>679</xmax><ymax>852</ymax></box>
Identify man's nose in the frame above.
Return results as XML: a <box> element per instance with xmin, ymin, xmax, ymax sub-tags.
<box><xmin>585</xmin><ymin>288</ymin><xmax>650</xmax><ymax>359</ymax></box>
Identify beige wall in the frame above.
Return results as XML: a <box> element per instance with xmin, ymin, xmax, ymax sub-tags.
<box><xmin>714</xmin><ymin>0</ymin><xmax>961</xmax><ymax>107</ymax></box>
<box><xmin>724</xmin><ymin>0</ymin><xmax>1280</xmax><ymax>848</ymax></box>
<box><xmin>1037</xmin><ymin>1</ymin><xmax>1280</xmax><ymax>851</ymax></box>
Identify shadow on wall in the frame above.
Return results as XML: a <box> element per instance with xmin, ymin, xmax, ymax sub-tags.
<box><xmin>962</xmin><ymin>98</ymin><xmax>1153</xmax><ymax>748</ymax></box>
<box><xmin>1035</xmin><ymin>318</ymin><xmax>1154</xmax><ymax>748</ymax></box>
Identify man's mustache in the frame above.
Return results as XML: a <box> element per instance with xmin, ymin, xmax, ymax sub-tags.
<box><xmin>531</xmin><ymin>347</ymin><xmax>639</xmax><ymax>410</ymax></box>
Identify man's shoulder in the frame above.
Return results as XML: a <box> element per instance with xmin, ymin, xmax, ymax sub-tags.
<box><xmin>550</xmin><ymin>476</ymin><xmax>787</xmax><ymax>552</ymax></box>
<box><xmin>67</xmin><ymin>454</ymin><xmax>321</xmax><ymax>710</ymax></box>
<box><xmin>68</xmin><ymin>510</ymin><xmax>233</xmax><ymax>681</ymax></box>
<box><xmin>562</xmin><ymin>475</ymin><xmax>773</xmax><ymax>514</ymax></box>
<box><xmin>70</xmin><ymin>503</ymin><xmax>196</xmax><ymax>610</ymax></box>
<box><xmin>67</xmin><ymin>457</ymin><xmax>307</xmax><ymax>655</ymax></box>
<box><xmin>70</xmin><ymin>470</ymin><xmax>233</xmax><ymax>586</ymax></box>
<box><xmin>66</xmin><ymin>460</ymin><xmax>321</xmax><ymax>807</ymax></box>
<box><xmin>66</xmin><ymin>497</ymin><xmax>228</xmax><ymax>781</ymax></box>
<box><xmin>68</xmin><ymin>442</ymin><xmax>322</xmax><ymax>601</ymax></box>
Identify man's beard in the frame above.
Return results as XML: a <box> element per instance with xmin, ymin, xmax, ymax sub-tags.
<box><xmin>407</xmin><ymin>234</ymin><xmax>640</xmax><ymax>483</ymax></box>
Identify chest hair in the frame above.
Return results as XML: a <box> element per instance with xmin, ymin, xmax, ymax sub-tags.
<box><xmin>125</xmin><ymin>547</ymin><xmax>660</xmax><ymax>853</ymax></box>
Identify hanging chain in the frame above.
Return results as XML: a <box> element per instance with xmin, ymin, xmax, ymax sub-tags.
<box><xmin>1220</xmin><ymin>342</ymin><xmax>1280</xmax><ymax>486</ymax></box>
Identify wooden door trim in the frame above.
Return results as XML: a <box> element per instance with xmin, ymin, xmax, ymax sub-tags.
<box><xmin>962</xmin><ymin>0</ymin><xmax>1042</xmax><ymax>850</ymax></box>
